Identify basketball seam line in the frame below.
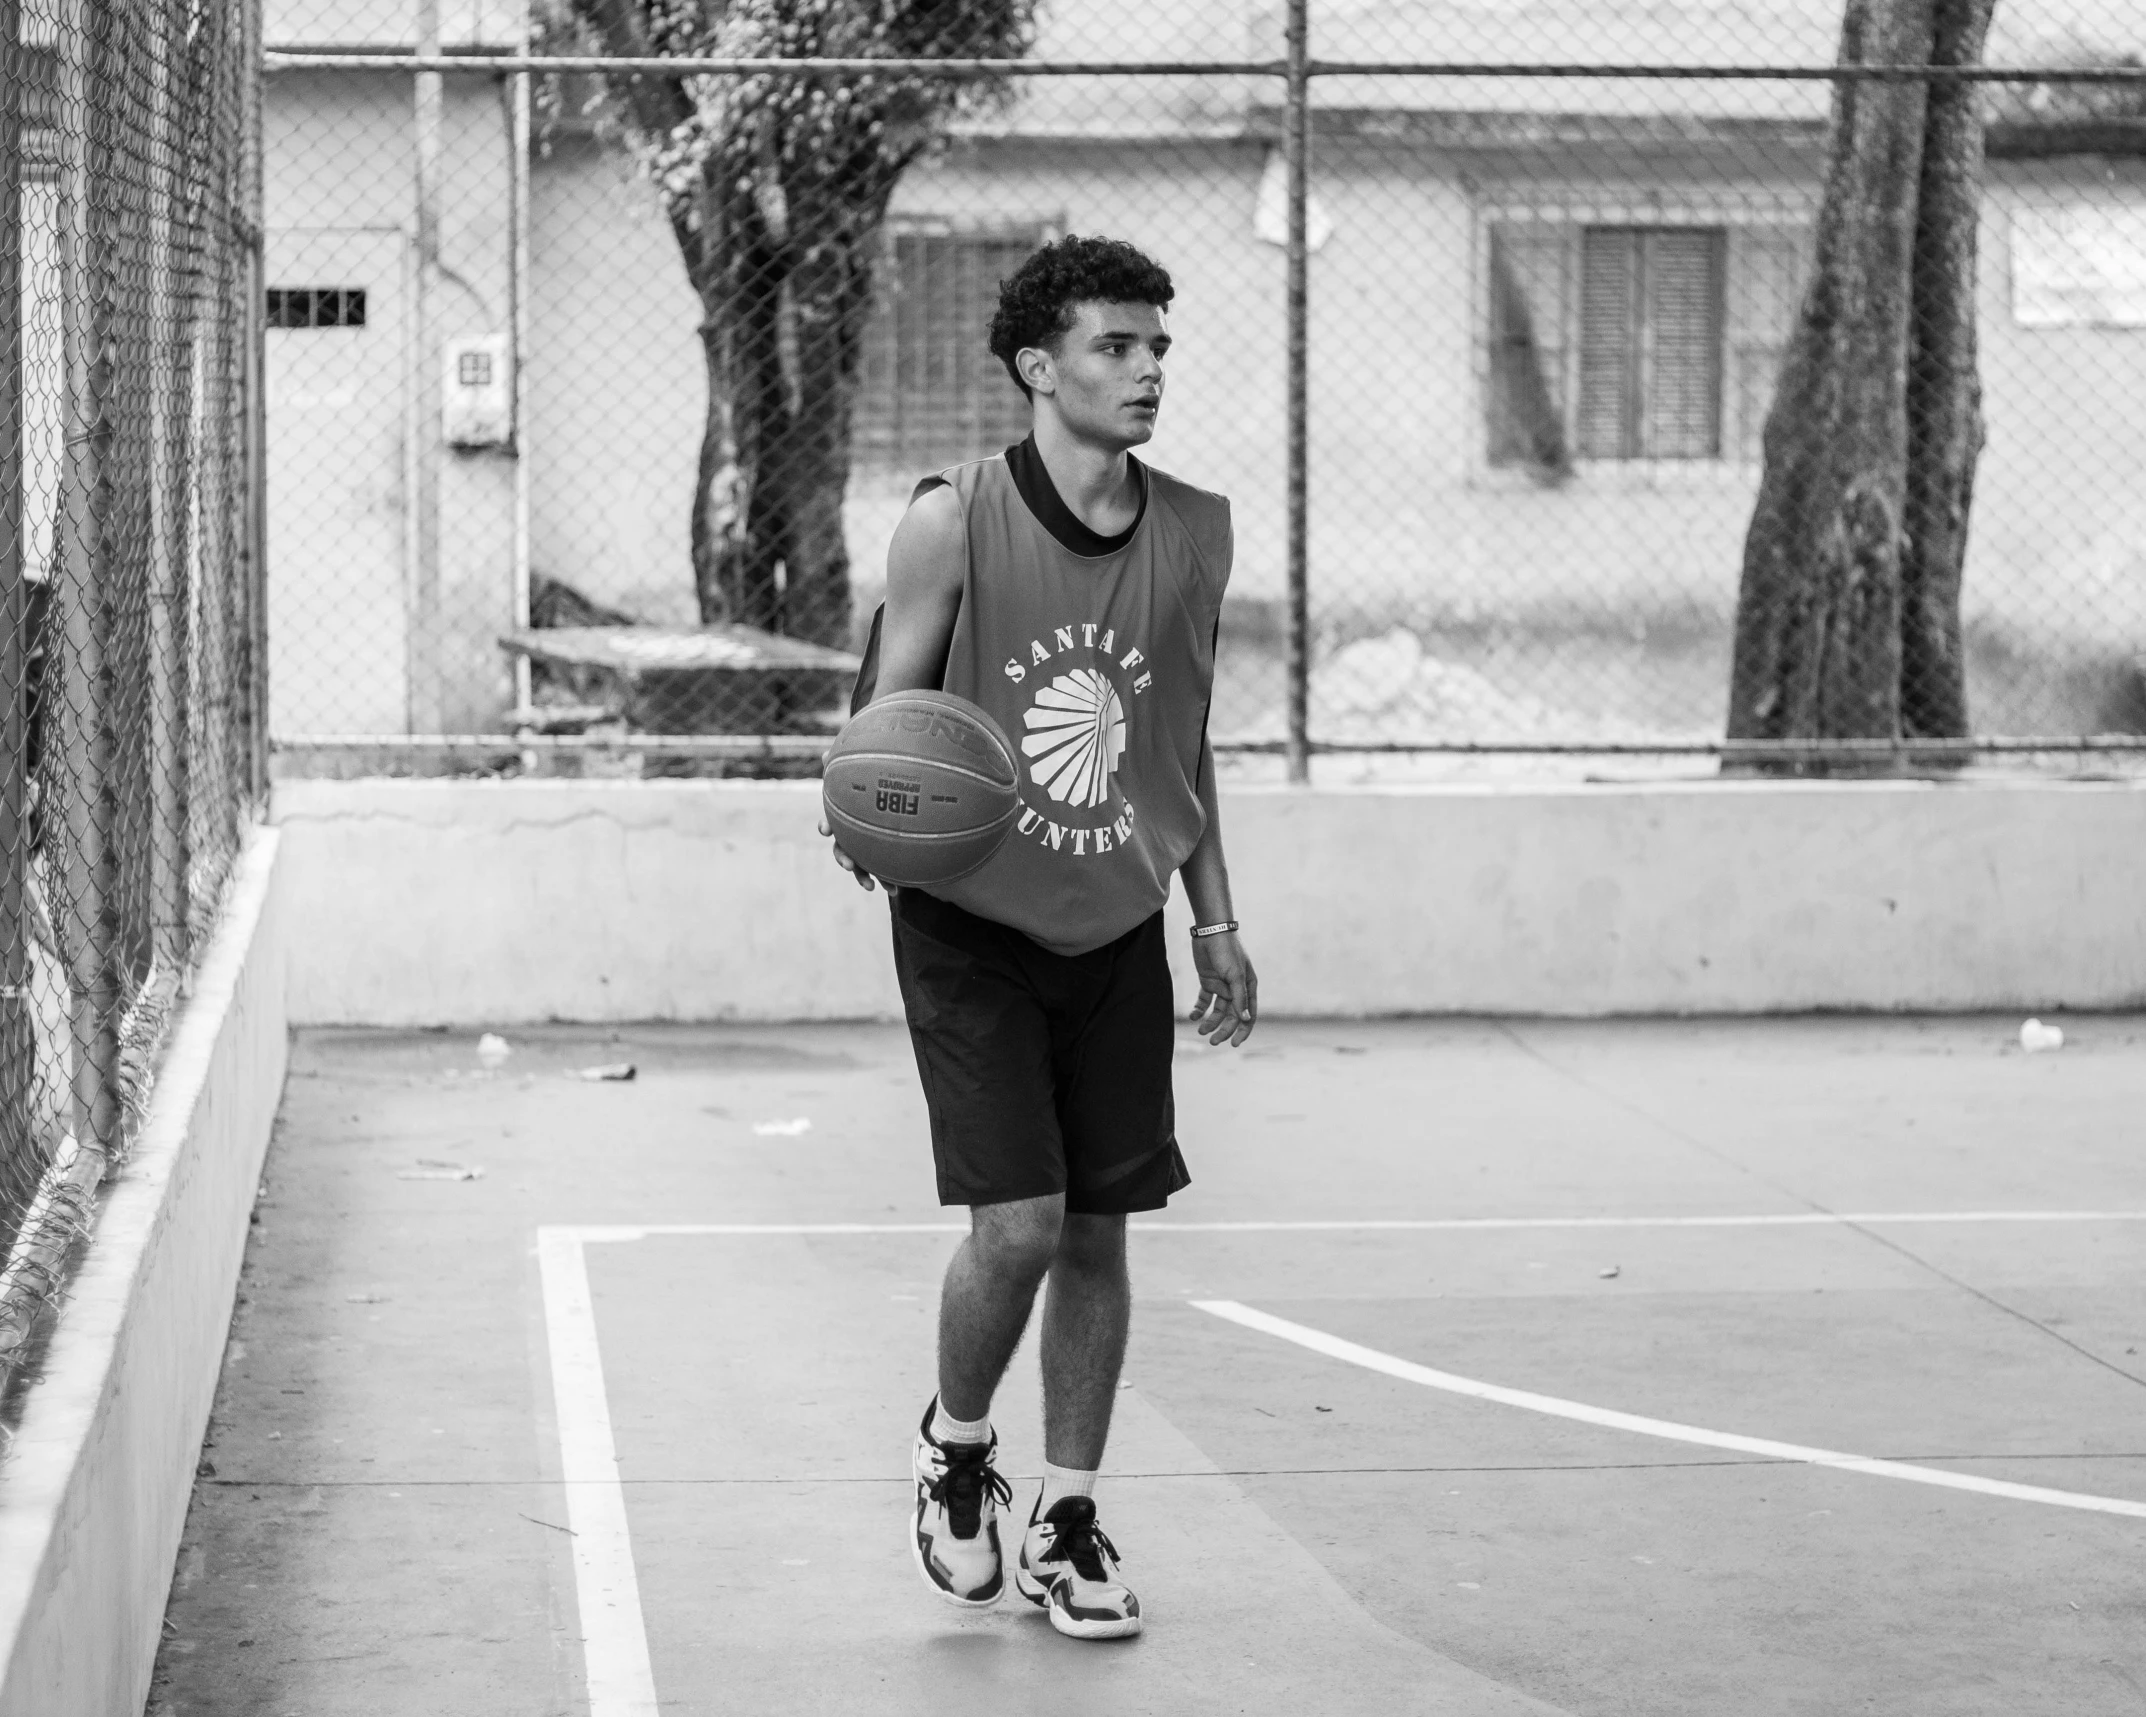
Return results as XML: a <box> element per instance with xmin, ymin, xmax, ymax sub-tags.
<box><xmin>825</xmin><ymin>805</ymin><xmax>1022</xmax><ymax>844</ymax></box>
<box><xmin>827</xmin><ymin>752</ymin><xmax>1017</xmax><ymax>790</ymax></box>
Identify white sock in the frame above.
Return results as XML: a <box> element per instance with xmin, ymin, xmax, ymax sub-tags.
<box><xmin>1038</xmin><ymin>1462</ymin><xmax>1097</xmax><ymax>1516</ymax></box>
<box><xmin>930</xmin><ymin>1398</ymin><xmax>991</xmax><ymax>1447</ymax></box>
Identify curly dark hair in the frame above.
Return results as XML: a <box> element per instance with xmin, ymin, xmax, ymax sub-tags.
<box><xmin>987</xmin><ymin>235</ymin><xmax>1175</xmax><ymax>399</ymax></box>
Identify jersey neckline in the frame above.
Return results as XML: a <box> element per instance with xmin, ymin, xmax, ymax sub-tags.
<box><xmin>1003</xmin><ymin>435</ymin><xmax>1148</xmax><ymax>559</ymax></box>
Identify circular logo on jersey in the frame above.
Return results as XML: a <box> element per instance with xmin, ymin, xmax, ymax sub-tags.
<box><xmin>1021</xmin><ymin>668</ymin><xmax>1127</xmax><ymax>810</ymax></box>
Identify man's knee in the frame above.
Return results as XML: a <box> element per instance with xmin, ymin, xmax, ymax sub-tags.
<box><xmin>969</xmin><ymin>1193</ymin><xmax>1065</xmax><ymax>1281</ymax></box>
<box><xmin>1053</xmin><ymin>1211</ymin><xmax>1127</xmax><ymax>1276</ymax></box>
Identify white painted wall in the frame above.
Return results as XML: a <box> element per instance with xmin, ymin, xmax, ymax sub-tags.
<box><xmin>264</xmin><ymin>72</ymin><xmax>522</xmax><ymax>735</ymax></box>
<box><xmin>267</xmin><ymin>65</ymin><xmax>2146</xmax><ymax>738</ymax></box>
<box><xmin>275</xmin><ymin>778</ymin><xmax>2146</xmax><ymax>1023</ymax></box>
<box><xmin>0</xmin><ymin>832</ymin><xmax>290</xmax><ymax>1717</ymax></box>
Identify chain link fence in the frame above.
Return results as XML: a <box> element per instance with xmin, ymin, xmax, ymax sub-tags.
<box><xmin>258</xmin><ymin>1</ymin><xmax>2146</xmax><ymax>778</ymax></box>
<box><xmin>0</xmin><ymin>0</ymin><xmax>266</xmax><ymax>1381</ymax></box>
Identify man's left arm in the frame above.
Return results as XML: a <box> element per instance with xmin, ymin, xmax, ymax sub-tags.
<box><xmin>1180</xmin><ymin>734</ymin><xmax>1256</xmax><ymax>1047</ymax></box>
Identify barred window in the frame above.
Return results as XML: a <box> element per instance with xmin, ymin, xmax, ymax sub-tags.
<box><xmin>854</xmin><ymin>225</ymin><xmax>1042</xmax><ymax>473</ymax></box>
<box><xmin>1488</xmin><ymin>220</ymin><xmax>1810</xmax><ymax>468</ymax></box>
<box><xmin>266</xmin><ymin>286</ymin><xmax>367</xmax><ymax>329</ymax></box>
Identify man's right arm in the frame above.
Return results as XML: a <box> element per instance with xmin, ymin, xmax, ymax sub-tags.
<box><xmin>871</xmin><ymin>484</ymin><xmax>966</xmax><ymax>699</ymax></box>
<box><xmin>821</xmin><ymin>485</ymin><xmax>966</xmax><ymax>891</ymax></box>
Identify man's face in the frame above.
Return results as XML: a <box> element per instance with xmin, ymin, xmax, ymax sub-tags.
<box><xmin>1021</xmin><ymin>300</ymin><xmax>1170</xmax><ymax>448</ymax></box>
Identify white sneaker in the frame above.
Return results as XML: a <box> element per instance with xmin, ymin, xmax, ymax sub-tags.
<box><xmin>1014</xmin><ymin>1493</ymin><xmax>1143</xmax><ymax>1639</ymax></box>
<box><xmin>909</xmin><ymin>1399</ymin><xmax>1011</xmax><ymax>1608</ymax></box>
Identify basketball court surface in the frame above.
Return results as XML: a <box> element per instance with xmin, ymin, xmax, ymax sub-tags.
<box><xmin>150</xmin><ymin>1016</ymin><xmax>2146</xmax><ymax>1716</ymax></box>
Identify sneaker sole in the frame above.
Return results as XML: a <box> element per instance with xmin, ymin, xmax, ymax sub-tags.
<box><xmin>1046</xmin><ymin>1604</ymin><xmax>1143</xmax><ymax>1641</ymax></box>
<box><xmin>910</xmin><ymin>1499</ymin><xmax>1004</xmax><ymax>1610</ymax></box>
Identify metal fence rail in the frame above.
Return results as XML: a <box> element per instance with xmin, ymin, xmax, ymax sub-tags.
<box><xmin>0</xmin><ymin>0</ymin><xmax>266</xmax><ymax>1378</ymax></box>
<box><xmin>259</xmin><ymin>1</ymin><xmax>2146</xmax><ymax>780</ymax></box>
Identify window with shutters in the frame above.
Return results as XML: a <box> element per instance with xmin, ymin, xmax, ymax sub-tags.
<box><xmin>854</xmin><ymin>224</ymin><xmax>1043</xmax><ymax>473</ymax></box>
<box><xmin>1576</xmin><ymin>228</ymin><xmax>1724</xmax><ymax>459</ymax></box>
<box><xmin>1485</xmin><ymin>218</ymin><xmax>1810</xmax><ymax>471</ymax></box>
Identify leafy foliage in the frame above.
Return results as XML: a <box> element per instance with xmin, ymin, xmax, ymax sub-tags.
<box><xmin>546</xmin><ymin>0</ymin><xmax>1038</xmax><ymax>231</ymax></box>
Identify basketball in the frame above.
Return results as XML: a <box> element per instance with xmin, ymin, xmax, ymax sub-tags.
<box><xmin>822</xmin><ymin>691</ymin><xmax>1022</xmax><ymax>887</ymax></box>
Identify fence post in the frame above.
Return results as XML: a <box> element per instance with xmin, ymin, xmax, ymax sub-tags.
<box><xmin>0</xmin><ymin>0</ymin><xmax>36</xmax><ymax>1213</ymax></box>
<box><xmin>509</xmin><ymin>27</ymin><xmax>532</xmax><ymax>716</ymax></box>
<box><xmin>1282</xmin><ymin>0</ymin><xmax>1310</xmax><ymax>785</ymax></box>
<box><xmin>54</xmin><ymin>0</ymin><xmax>122</xmax><ymax>1153</ymax></box>
<box><xmin>243</xmin><ymin>0</ymin><xmax>270</xmax><ymax>806</ymax></box>
<box><xmin>409</xmin><ymin>0</ymin><xmax>444</xmax><ymax>734</ymax></box>
<box><xmin>146</xmin><ymin>0</ymin><xmax>189</xmax><ymax>974</ymax></box>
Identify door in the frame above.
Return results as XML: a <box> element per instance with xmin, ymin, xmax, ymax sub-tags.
<box><xmin>265</xmin><ymin>227</ymin><xmax>408</xmax><ymax>735</ymax></box>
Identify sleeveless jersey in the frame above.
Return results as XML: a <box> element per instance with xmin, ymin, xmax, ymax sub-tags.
<box><xmin>921</xmin><ymin>451</ymin><xmax>1232</xmax><ymax>956</ymax></box>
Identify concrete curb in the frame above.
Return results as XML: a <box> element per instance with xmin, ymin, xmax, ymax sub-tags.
<box><xmin>0</xmin><ymin>828</ymin><xmax>289</xmax><ymax>1717</ymax></box>
<box><xmin>273</xmin><ymin>777</ymin><xmax>2146</xmax><ymax>1021</ymax></box>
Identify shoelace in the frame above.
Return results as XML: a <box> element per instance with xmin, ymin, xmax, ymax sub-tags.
<box><xmin>926</xmin><ymin>1443</ymin><xmax>1012</xmax><ymax>1539</ymax></box>
<box><xmin>1038</xmin><ymin>1510</ymin><xmax>1121</xmax><ymax>1584</ymax></box>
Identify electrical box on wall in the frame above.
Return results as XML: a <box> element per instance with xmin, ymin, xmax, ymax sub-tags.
<box><xmin>443</xmin><ymin>334</ymin><xmax>512</xmax><ymax>448</ymax></box>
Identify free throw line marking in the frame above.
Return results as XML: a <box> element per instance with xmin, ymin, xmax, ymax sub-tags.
<box><xmin>537</xmin><ymin>1229</ymin><xmax>661</xmax><ymax>1717</ymax></box>
<box><xmin>563</xmin><ymin>1211</ymin><xmax>2146</xmax><ymax>1244</ymax></box>
<box><xmin>1194</xmin><ymin>1299</ymin><xmax>2146</xmax><ymax>1521</ymax></box>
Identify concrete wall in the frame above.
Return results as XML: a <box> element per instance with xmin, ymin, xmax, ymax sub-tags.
<box><xmin>265</xmin><ymin>67</ymin><xmax>2146</xmax><ymax>729</ymax></box>
<box><xmin>525</xmin><ymin>138</ymin><xmax>708</xmax><ymax>629</ymax></box>
<box><xmin>1976</xmin><ymin>164</ymin><xmax>2146</xmax><ymax>647</ymax></box>
<box><xmin>274</xmin><ymin>778</ymin><xmax>2146</xmax><ymax>1023</ymax></box>
<box><xmin>265</xmin><ymin>71</ymin><xmax>520</xmax><ymax>733</ymax></box>
<box><xmin>0</xmin><ymin>830</ymin><xmax>290</xmax><ymax>1717</ymax></box>
<box><xmin>516</xmin><ymin>131</ymin><xmax>2146</xmax><ymax>641</ymax></box>
<box><xmin>521</xmin><ymin>134</ymin><xmax>1285</xmax><ymax>632</ymax></box>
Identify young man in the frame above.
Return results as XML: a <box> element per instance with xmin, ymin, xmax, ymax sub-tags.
<box><xmin>821</xmin><ymin>236</ymin><xmax>1256</xmax><ymax>1640</ymax></box>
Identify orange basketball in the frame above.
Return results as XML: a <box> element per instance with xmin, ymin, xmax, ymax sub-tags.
<box><xmin>822</xmin><ymin>692</ymin><xmax>1021</xmax><ymax>887</ymax></box>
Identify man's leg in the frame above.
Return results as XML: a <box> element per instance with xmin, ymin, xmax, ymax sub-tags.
<box><xmin>937</xmin><ymin>1192</ymin><xmax>1065</xmax><ymax>1420</ymax></box>
<box><xmin>1039</xmin><ymin>1212</ymin><xmax>1130</xmax><ymax>1469</ymax></box>
<box><xmin>1013</xmin><ymin>1211</ymin><xmax>1142</xmax><ymax>1637</ymax></box>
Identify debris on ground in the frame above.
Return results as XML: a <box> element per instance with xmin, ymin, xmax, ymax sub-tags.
<box><xmin>2019</xmin><ymin>1018</ymin><xmax>2065</xmax><ymax>1054</ymax></box>
<box><xmin>1599</xmin><ymin>1264</ymin><xmax>1622</xmax><ymax>1279</ymax></box>
<box><xmin>568</xmin><ymin>1063</ymin><xmax>638</xmax><ymax>1082</ymax></box>
<box><xmin>752</xmin><ymin>1118</ymin><xmax>813</xmax><ymax>1137</ymax></box>
<box><xmin>396</xmin><ymin>1161</ymin><xmax>485</xmax><ymax>1181</ymax></box>
<box><xmin>476</xmin><ymin>1033</ymin><xmax>512</xmax><ymax>1068</ymax></box>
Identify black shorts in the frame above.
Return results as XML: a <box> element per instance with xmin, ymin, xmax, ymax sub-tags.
<box><xmin>889</xmin><ymin>888</ymin><xmax>1190</xmax><ymax>1214</ymax></box>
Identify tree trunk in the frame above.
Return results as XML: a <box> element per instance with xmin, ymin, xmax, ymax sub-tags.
<box><xmin>1900</xmin><ymin>0</ymin><xmax>1994</xmax><ymax>738</ymax></box>
<box><xmin>1726</xmin><ymin>0</ymin><xmax>1994</xmax><ymax>755</ymax></box>
<box><xmin>690</xmin><ymin>192</ymin><xmax>886</xmax><ymax>648</ymax></box>
<box><xmin>686</xmin><ymin>225</ymin><xmax>754</xmax><ymax>629</ymax></box>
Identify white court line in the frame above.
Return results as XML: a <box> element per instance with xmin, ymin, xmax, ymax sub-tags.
<box><xmin>1195</xmin><ymin>1299</ymin><xmax>2146</xmax><ymax>1521</ymax></box>
<box><xmin>537</xmin><ymin>1229</ymin><xmax>661</xmax><ymax>1717</ymax></box>
<box><xmin>537</xmin><ymin>1211</ymin><xmax>2146</xmax><ymax>1711</ymax></box>
<box><xmin>568</xmin><ymin>1210</ymin><xmax>2146</xmax><ymax>1243</ymax></box>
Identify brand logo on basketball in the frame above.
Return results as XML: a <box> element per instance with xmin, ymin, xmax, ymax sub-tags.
<box><xmin>874</xmin><ymin>775</ymin><xmax>922</xmax><ymax>818</ymax></box>
<box><xmin>871</xmin><ymin>704</ymin><xmax>991</xmax><ymax>757</ymax></box>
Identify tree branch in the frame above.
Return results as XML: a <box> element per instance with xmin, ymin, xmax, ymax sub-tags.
<box><xmin>567</xmin><ymin>0</ymin><xmax>697</xmax><ymax>138</ymax></box>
